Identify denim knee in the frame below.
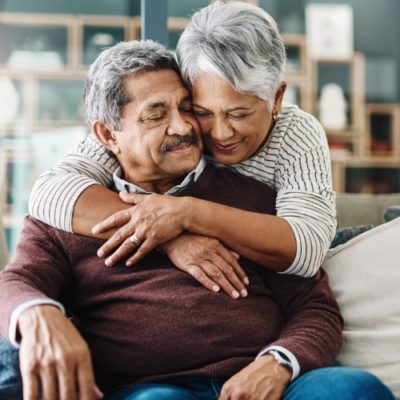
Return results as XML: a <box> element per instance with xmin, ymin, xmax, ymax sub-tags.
<box><xmin>131</xmin><ymin>387</ymin><xmax>194</xmax><ymax>400</ymax></box>
<box><xmin>285</xmin><ymin>367</ymin><xmax>395</xmax><ymax>400</ymax></box>
<box><xmin>107</xmin><ymin>384</ymin><xmax>198</xmax><ymax>400</ymax></box>
<box><xmin>0</xmin><ymin>336</ymin><xmax>23</xmax><ymax>399</ymax></box>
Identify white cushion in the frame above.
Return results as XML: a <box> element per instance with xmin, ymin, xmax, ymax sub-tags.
<box><xmin>323</xmin><ymin>217</ymin><xmax>400</xmax><ymax>398</ymax></box>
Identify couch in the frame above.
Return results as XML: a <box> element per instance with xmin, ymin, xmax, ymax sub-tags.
<box><xmin>336</xmin><ymin>193</ymin><xmax>400</xmax><ymax>228</ymax></box>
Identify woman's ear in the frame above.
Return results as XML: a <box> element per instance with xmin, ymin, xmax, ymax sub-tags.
<box><xmin>92</xmin><ymin>121</ymin><xmax>120</xmax><ymax>154</ymax></box>
<box><xmin>273</xmin><ymin>81</ymin><xmax>287</xmax><ymax>113</ymax></box>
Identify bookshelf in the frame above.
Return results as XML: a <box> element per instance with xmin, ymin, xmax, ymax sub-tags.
<box><xmin>0</xmin><ymin>10</ymin><xmax>399</xmax><ymax>256</ymax></box>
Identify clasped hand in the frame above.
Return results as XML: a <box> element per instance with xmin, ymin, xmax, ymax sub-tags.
<box><xmin>93</xmin><ymin>193</ymin><xmax>188</xmax><ymax>266</ymax></box>
<box><xmin>92</xmin><ymin>192</ymin><xmax>249</xmax><ymax>299</ymax></box>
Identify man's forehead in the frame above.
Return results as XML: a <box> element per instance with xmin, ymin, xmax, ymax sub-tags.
<box><xmin>123</xmin><ymin>70</ymin><xmax>190</xmax><ymax>112</ymax></box>
<box><xmin>136</xmin><ymin>88</ymin><xmax>191</xmax><ymax>113</ymax></box>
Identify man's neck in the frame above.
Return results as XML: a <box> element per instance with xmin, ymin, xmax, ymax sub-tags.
<box><xmin>113</xmin><ymin>157</ymin><xmax>207</xmax><ymax>196</ymax></box>
<box><xmin>131</xmin><ymin>176</ymin><xmax>184</xmax><ymax>194</ymax></box>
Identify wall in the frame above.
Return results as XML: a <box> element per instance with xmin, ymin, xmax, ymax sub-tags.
<box><xmin>260</xmin><ymin>0</ymin><xmax>400</xmax><ymax>103</ymax></box>
<box><xmin>1</xmin><ymin>0</ymin><xmax>399</xmax><ymax>101</ymax></box>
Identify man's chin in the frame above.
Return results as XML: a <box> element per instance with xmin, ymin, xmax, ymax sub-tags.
<box><xmin>164</xmin><ymin>152</ymin><xmax>201</xmax><ymax>173</ymax></box>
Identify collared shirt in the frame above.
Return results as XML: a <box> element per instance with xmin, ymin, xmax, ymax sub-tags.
<box><xmin>113</xmin><ymin>156</ymin><xmax>207</xmax><ymax>195</ymax></box>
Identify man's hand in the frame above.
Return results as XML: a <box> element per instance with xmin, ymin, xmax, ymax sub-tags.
<box><xmin>219</xmin><ymin>355</ymin><xmax>291</xmax><ymax>400</ymax></box>
<box><xmin>163</xmin><ymin>234</ymin><xmax>249</xmax><ymax>299</ymax></box>
<box><xmin>18</xmin><ymin>305</ymin><xmax>103</xmax><ymax>400</ymax></box>
<box><xmin>92</xmin><ymin>193</ymin><xmax>188</xmax><ymax>267</ymax></box>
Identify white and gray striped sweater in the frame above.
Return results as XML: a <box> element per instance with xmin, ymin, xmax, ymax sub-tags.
<box><xmin>29</xmin><ymin>103</ymin><xmax>336</xmax><ymax>277</ymax></box>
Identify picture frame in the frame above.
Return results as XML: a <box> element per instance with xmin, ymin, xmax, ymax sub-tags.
<box><xmin>306</xmin><ymin>4</ymin><xmax>354</xmax><ymax>59</ymax></box>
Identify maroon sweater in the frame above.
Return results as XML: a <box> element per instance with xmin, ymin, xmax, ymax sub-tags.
<box><xmin>0</xmin><ymin>165</ymin><xmax>343</xmax><ymax>393</ymax></box>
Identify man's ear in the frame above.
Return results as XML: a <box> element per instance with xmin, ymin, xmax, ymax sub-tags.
<box><xmin>92</xmin><ymin>121</ymin><xmax>120</xmax><ymax>154</ymax></box>
<box><xmin>273</xmin><ymin>81</ymin><xmax>287</xmax><ymax>114</ymax></box>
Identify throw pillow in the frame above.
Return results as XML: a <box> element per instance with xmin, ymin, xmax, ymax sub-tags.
<box><xmin>322</xmin><ymin>217</ymin><xmax>400</xmax><ymax>399</ymax></box>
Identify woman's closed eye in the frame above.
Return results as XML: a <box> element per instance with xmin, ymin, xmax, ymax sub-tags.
<box><xmin>227</xmin><ymin>112</ymin><xmax>254</xmax><ymax>120</ymax></box>
<box><xmin>228</xmin><ymin>114</ymin><xmax>250</xmax><ymax>120</ymax></box>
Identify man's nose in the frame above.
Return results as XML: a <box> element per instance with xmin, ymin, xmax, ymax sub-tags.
<box><xmin>167</xmin><ymin>109</ymin><xmax>192</xmax><ymax>136</ymax></box>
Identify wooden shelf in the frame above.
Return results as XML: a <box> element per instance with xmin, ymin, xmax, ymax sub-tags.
<box><xmin>365</xmin><ymin>103</ymin><xmax>400</xmax><ymax>157</ymax></box>
<box><xmin>311</xmin><ymin>53</ymin><xmax>366</xmax><ymax>156</ymax></box>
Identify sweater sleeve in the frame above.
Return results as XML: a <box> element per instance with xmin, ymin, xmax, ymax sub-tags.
<box><xmin>0</xmin><ymin>217</ymin><xmax>72</xmax><ymax>339</ymax></box>
<box><xmin>275</xmin><ymin>112</ymin><xmax>337</xmax><ymax>277</ymax></box>
<box><xmin>28</xmin><ymin>134</ymin><xmax>119</xmax><ymax>233</ymax></box>
<box><xmin>259</xmin><ymin>269</ymin><xmax>343</xmax><ymax>373</ymax></box>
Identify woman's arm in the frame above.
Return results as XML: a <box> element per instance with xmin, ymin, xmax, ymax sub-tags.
<box><xmin>273</xmin><ymin>115</ymin><xmax>337</xmax><ymax>277</ymax></box>
<box><xmin>92</xmin><ymin>117</ymin><xmax>336</xmax><ymax>277</ymax></box>
<box><xmin>71</xmin><ymin>185</ymin><xmax>129</xmax><ymax>237</ymax></box>
<box><xmin>29</xmin><ymin>134</ymin><xmax>124</xmax><ymax>234</ymax></box>
<box><xmin>93</xmin><ymin>193</ymin><xmax>296</xmax><ymax>271</ymax></box>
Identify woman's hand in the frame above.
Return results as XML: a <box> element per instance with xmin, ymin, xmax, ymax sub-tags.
<box><xmin>163</xmin><ymin>234</ymin><xmax>249</xmax><ymax>299</ymax></box>
<box><xmin>93</xmin><ymin>193</ymin><xmax>188</xmax><ymax>267</ymax></box>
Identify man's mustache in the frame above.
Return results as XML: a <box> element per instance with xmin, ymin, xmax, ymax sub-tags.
<box><xmin>159</xmin><ymin>133</ymin><xmax>199</xmax><ymax>153</ymax></box>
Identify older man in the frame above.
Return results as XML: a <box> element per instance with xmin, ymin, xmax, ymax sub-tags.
<box><xmin>0</xmin><ymin>41</ymin><xmax>394</xmax><ymax>400</ymax></box>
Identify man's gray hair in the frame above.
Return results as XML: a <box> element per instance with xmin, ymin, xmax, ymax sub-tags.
<box><xmin>84</xmin><ymin>40</ymin><xmax>180</xmax><ymax>130</ymax></box>
<box><xmin>176</xmin><ymin>1</ymin><xmax>286</xmax><ymax>106</ymax></box>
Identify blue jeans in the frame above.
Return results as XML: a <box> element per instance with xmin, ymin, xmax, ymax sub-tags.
<box><xmin>0</xmin><ymin>336</ymin><xmax>394</xmax><ymax>400</ymax></box>
<box><xmin>0</xmin><ymin>336</ymin><xmax>22</xmax><ymax>399</ymax></box>
<box><xmin>107</xmin><ymin>367</ymin><xmax>395</xmax><ymax>400</ymax></box>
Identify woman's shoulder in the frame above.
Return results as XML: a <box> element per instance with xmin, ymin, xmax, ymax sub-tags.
<box><xmin>280</xmin><ymin>103</ymin><xmax>322</xmax><ymax>129</ymax></box>
<box><xmin>278</xmin><ymin>102</ymin><xmax>326</xmax><ymax>143</ymax></box>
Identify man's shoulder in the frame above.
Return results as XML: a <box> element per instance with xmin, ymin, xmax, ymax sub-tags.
<box><xmin>206</xmin><ymin>163</ymin><xmax>274</xmax><ymax>191</ymax></box>
<box><xmin>24</xmin><ymin>216</ymin><xmax>93</xmax><ymax>246</ymax></box>
<box><xmin>23</xmin><ymin>216</ymin><xmax>103</xmax><ymax>262</ymax></box>
<box><xmin>184</xmin><ymin>164</ymin><xmax>276</xmax><ymax>215</ymax></box>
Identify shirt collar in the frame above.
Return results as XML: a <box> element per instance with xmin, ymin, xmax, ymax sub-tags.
<box><xmin>113</xmin><ymin>156</ymin><xmax>207</xmax><ymax>195</ymax></box>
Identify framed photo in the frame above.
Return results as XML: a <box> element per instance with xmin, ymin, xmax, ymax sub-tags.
<box><xmin>306</xmin><ymin>4</ymin><xmax>354</xmax><ymax>59</ymax></box>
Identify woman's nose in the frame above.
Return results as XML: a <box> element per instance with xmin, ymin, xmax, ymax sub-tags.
<box><xmin>210</xmin><ymin>118</ymin><xmax>234</xmax><ymax>142</ymax></box>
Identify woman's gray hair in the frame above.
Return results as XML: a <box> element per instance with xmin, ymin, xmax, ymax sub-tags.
<box><xmin>84</xmin><ymin>40</ymin><xmax>180</xmax><ymax>130</ymax></box>
<box><xmin>176</xmin><ymin>1</ymin><xmax>286</xmax><ymax>106</ymax></box>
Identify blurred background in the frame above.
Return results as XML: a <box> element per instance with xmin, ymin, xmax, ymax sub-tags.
<box><xmin>0</xmin><ymin>0</ymin><xmax>399</xmax><ymax>257</ymax></box>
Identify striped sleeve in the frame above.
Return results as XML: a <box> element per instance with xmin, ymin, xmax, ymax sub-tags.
<box><xmin>275</xmin><ymin>113</ymin><xmax>336</xmax><ymax>277</ymax></box>
<box><xmin>29</xmin><ymin>135</ymin><xmax>118</xmax><ymax>233</ymax></box>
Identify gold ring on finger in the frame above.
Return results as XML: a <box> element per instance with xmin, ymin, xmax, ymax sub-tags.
<box><xmin>129</xmin><ymin>234</ymin><xmax>142</xmax><ymax>246</ymax></box>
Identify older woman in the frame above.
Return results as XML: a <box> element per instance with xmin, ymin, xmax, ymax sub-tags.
<box><xmin>29</xmin><ymin>1</ymin><xmax>335</xmax><ymax>296</ymax></box>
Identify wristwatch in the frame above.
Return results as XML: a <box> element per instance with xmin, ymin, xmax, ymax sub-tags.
<box><xmin>267</xmin><ymin>350</ymin><xmax>293</xmax><ymax>374</ymax></box>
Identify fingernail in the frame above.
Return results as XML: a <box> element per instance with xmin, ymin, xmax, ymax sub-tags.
<box><xmin>126</xmin><ymin>261</ymin><xmax>132</xmax><ymax>267</ymax></box>
<box><xmin>105</xmin><ymin>258</ymin><xmax>113</xmax><ymax>267</ymax></box>
<box><xmin>97</xmin><ymin>250</ymin><xmax>104</xmax><ymax>258</ymax></box>
<box><xmin>212</xmin><ymin>285</ymin><xmax>220</xmax><ymax>292</ymax></box>
<box><xmin>95</xmin><ymin>385</ymin><xmax>104</xmax><ymax>398</ymax></box>
<box><xmin>241</xmin><ymin>289</ymin><xmax>248</xmax><ymax>297</ymax></box>
<box><xmin>232</xmin><ymin>290</ymin><xmax>240</xmax><ymax>299</ymax></box>
<box><xmin>244</xmin><ymin>277</ymin><xmax>250</xmax><ymax>285</ymax></box>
